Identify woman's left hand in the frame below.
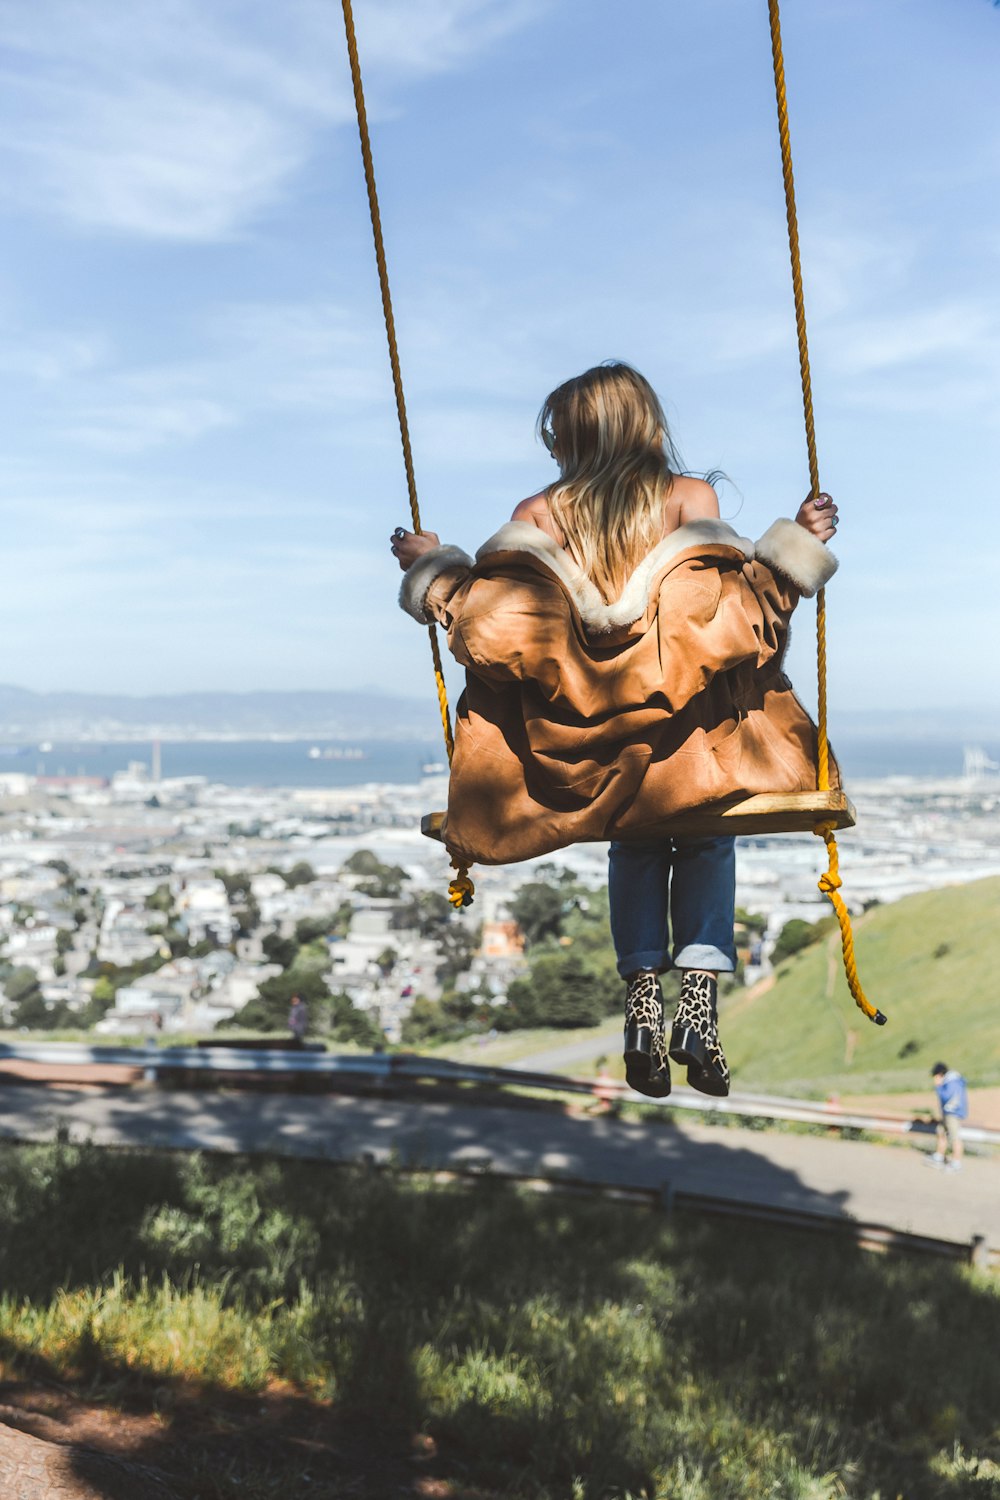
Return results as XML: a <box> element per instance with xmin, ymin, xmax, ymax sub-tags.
<box><xmin>390</xmin><ymin>527</ymin><xmax>440</xmax><ymax>570</ymax></box>
<box><xmin>794</xmin><ymin>492</ymin><xmax>839</xmax><ymax>543</ymax></box>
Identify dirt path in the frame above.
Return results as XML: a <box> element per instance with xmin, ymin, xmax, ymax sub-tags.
<box><xmin>0</xmin><ymin>1382</ymin><xmax>433</xmax><ymax>1500</ymax></box>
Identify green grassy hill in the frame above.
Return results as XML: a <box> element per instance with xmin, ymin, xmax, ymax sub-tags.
<box><xmin>722</xmin><ymin>874</ymin><xmax>1000</xmax><ymax>1098</ymax></box>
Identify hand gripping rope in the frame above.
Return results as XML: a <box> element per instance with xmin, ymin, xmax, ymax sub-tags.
<box><xmin>340</xmin><ymin>0</ymin><xmax>474</xmax><ymax>911</ymax></box>
<box><xmin>768</xmin><ymin>0</ymin><xmax>884</xmax><ymax>1025</ymax></box>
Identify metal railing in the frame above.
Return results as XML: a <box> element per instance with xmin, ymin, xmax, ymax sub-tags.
<box><xmin>1</xmin><ymin>1040</ymin><xmax>997</xmax><ymax>1148</ymax></box>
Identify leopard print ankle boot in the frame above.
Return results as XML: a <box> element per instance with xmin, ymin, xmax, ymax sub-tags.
<box><xmin>623</xmin><ymin>971</ymin><xmax>671</xmax><ymax>1099</ymax></box>
<box><xmin>669</xmin><ymin>971</ymin><xmax>730</xmax><ymax>1098</ymax></box>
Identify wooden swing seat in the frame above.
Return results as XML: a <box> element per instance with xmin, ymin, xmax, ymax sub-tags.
<box><xmin>421</xmin><ymin>789</ymin><xmax>855</xmax><ymax>845</ymax></box>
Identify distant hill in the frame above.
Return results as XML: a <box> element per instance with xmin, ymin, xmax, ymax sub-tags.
<box><xmin>0</xmin><ymin>685</ymin><xmax>441</xmax><ymax>741</ymax></box>
<box><xmin>723</xmin><ymin>876</ymin><xmax>1000</xmax><ymax>1097</ymax></box>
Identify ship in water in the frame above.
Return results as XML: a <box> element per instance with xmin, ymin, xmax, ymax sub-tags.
<box><xmin>307</xmin><ymin>745</ymin><xmax>366</xmax><ymax>761</ymax></box>
<box><xmin>963</xmin><ymin>745</ymin><xmax>1000</xmax><ymax>779</ymax></box>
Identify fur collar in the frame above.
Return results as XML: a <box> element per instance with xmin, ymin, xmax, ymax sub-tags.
<box><xmin>474</xmin><ymin>518</ymin><xmax>755</xmax><ymax>632</ymax></box>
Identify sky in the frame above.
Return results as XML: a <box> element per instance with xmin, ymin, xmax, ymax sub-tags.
<box><xmin>0</xmin><ymin>0</ymin><xmax>998</xmax><ymax>723</ymax></box>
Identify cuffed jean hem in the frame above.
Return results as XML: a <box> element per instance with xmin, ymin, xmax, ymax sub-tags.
<box><xmin>674</xmin><ymin>943</ymin><xmax>736</xmax><ymax>972</ymax></box>
<box><xmin>616</xmin><ymin>948</ymin><xmax>672</xmax><ymax>979</ymax></box>
<box><xmin>616</xmin><ymin>944</ymin><xmax>736</xmax><ymax>979</ymax></box>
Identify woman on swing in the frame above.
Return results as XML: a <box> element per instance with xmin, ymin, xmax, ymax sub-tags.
<box><xmin>391</xmin><ymin>362</ymin><xmax>839</xmax><ymax>1099</ymax></box>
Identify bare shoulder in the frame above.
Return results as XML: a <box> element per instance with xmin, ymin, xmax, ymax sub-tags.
<box><xmin>511</xmin><ymin>490</ymin><xmax>565</xmax><ymax>546</ymax></box>
<box><xmin>671</xmin><ymin>475</ymin><xmax>720</xmax><ymax>523</ymax></box>
<box><xmin>511</xmin><ymin>491</ymin><xmax>550</xmax><ymax>523</ymax></box>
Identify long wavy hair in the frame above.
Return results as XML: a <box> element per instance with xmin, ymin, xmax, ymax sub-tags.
<box><xmin>539</xmin><ymin>362</ymin><xmax>682</xmax><ymax>603</ymax></box>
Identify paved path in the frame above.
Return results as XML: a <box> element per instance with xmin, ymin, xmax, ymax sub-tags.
<box><xmin>507</xmin><ymin>1028</ymin><xmax>620</xmax><ymax>1073</ymax></box>
<box><xmin>2</xmin><ymin>1080</ymin><xmax>997</xmax><ymax>1251</ymax></box>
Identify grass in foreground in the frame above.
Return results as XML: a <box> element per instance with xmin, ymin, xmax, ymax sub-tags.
<box><xmin>1</xmin><ymin>1139</ymin><xmax>999</xmax><ymax>1498</ymax></box>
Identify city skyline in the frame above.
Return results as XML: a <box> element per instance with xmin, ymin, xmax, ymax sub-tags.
<box><xmin>0</xmin><ymin>1</ymin><xmax>997</xmax><ymax>716</ymax></box>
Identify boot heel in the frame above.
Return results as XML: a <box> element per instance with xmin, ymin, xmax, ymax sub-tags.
<box><xmin>669</xmin><ymin>1024</ymin><xmax>707</xmax><ymax>1071</ymax></box>
<box><xmin>622</xmin><ymin>973</ymin><xmax>671</xmax><ymax>1098</ymax></box>
<box><xmin>623</xmin><ymin>1022</ymin><xmax>654</xmax><ymax>1083</ymax></box>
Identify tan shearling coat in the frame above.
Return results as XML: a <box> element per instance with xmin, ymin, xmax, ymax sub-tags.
<box><xmin>400</xmin><ymin>517</ymin><xmax>840</xmax><ymax>866</ymax></box>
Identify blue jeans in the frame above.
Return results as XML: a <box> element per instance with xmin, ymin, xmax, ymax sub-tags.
<box><xmin>608</xmin><ymin>836</ymin><xmax>737</xmax><ymax>978</ymax></box>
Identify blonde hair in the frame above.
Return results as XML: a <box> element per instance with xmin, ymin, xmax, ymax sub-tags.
<box><xmin>539</xmin><ymin>362</ymin><xmax>679</xmax><ymax>604</ymax></box>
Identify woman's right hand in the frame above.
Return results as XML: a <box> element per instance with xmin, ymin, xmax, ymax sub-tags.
<box><xmin>794</xmin><ymin>493</ymin><xmax>839</xmax><ymax>543</ymax></box>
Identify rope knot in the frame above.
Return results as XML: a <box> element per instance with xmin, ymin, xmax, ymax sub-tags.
<box><xmin>817</xmin><ymin>870</ymin><xmax>842</xmax><ymax>895</ymax></box>
<box><xmin>447</xmin><ymin>865</ymin><xmax>475</xmax><ymax>910</ymax></box>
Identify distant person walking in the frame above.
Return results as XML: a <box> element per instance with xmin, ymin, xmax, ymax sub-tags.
<box><xmin>926</xmin><ymin>1061</ymin><xmax>968</xmax><ymax>1170</ymax></box>
<box><xmin>288</xmin><ymin>994</ymin><xmax>308</xmax><ymax>1044</ymax></box>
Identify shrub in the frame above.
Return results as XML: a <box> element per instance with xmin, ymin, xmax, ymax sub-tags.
<box><xmin>503</xmin><ymin>952</ymin><xmax>611</xmax><ymax>1029</ymax></box>
<box><xmin>770</xmin><ymin>915</ymin><xmax>836</xmax><ymax>965</ymax></box>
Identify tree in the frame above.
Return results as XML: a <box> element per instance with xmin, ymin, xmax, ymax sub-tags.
<box><xmin>375</xmin><ymin>947</ymin><xmax>397</xmax><ymax>977</ymax></box>
<box><xmin>79</xmin><ymin>987</ymin><xmax>115</xmax><ymax>1030</ymax></box>
<box><xmin>13</xmin><ymin>990</ymin><xmax>72</xmax><ymax>1030</ymax></box>
<box><xmin>771</xmin><ymin>915</ymin><xmax>836</xmax><ymax>966</ymax></box>
<box><xmin>400</xmin><ymin>997</ymin><xmax>449</xmax><ymax>1046</ymax></box>
<box><xmin>509</xmin><ymin>882</ymin><xmax>566</xmax><ymax>948</ymax></box>
<box><xmin>357</xmin><ymin>866</ymin><xmax>408</xmax><ymax>900</ymax></box>
<box><xmin>735</xmin><ymin>906</ymin><xmax>768</xmax><ymax>937</ymax></box>
<box><xmin>394</xmin><ymin>889</ymin><xmax>452</xmax><ymax>938</ymax></box>
<box><xmin>436</xmin><ymin>921</ymin><xmax>481</xmax><ymax>991</ymax></box>
<box><xmin>4</xmin><ymin>966</ymin><xmax>73</xmax><ymax>1030</ymax></box>
<box><xmin>293</xmin><ymin>908</ymin><xmax>352</xmax><ymax>946</ymax></box>
<box><xmin>5</xmin><ymin>966</ymin><xmax>42</xmax><ymax>1007</ymax></box>
<box><xmin>262</xmin><ymin>933</ymin><xmax>298</xmax><ymax>971</ymax></box>
<box><xmin>342</xmin><ymin>849</ymin><xmax>409</xmax><ymax>899</ymax></box>
<box><xmin>55</xmin><ymin>928</ymin><xmax>74</xmax><ymax>956</ymax></box>
<box><xmin>146</xmin><ymin>884</ymin><xmax>174</xmax><ymax>914</ymax></box>
<box><xmin>233</xmin><ymin>899</ymin><xmax>261</xmax><ymax>936</ymax></box>
<box><xmin>329</xmin><ymin>992</ymin><xmax>384</xmax><ymax>1048</ymax></box>
<box><xmin>215</xmin><ymin>870</ymin><xmax>254</xmax><ymax>904</ymax></box>
<box><xmin>284</xmin><ymin>861</ymin><xmax>317</xmax><ymax>889</ymax></box>
<box><xmin>502</xmin><ymin>953</ymin><xmax>610</xmax><ymax>1030</ymax></box>
<box><xmin>235</xmin><ymin>966</ymin><xmax>332</xmax><ymax>1032</ymax></box>
<box><xmin>342</xmin><ymin>850</ymin><xmax>381</xmax><ymax>877</ymax></box>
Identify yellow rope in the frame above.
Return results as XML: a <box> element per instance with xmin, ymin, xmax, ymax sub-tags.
<box><xmin>767</xmin><ymin>0</ymin><xmax>884</xmax><ymax>1026</ymax></box>
<box><xmin>340</xmin><ymin>0</ymin><xmax>473</xmax><ymax>910</ymax></box>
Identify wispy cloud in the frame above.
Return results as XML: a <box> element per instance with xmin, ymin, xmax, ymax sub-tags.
<box><xmin>0</xmin><ymin>0</ymin><xmax>542</xmax><ymax>240</ymax></box>
<box><xmin>828</xmin><ymin>302</ymin><xmax>994</xmax><ymax>376</ymax></box>
<box><xmin>0</xmin><ymin>459</ymin><xmax>417</xmax><ymax>692</ymax></box>
<box><xmin>0</xmin><ymin>298</ymin><xmax>393</xmax><ymax>453</ymax></box>
<box><xmin>0</xmin><ymin>328</ymin><xmax>107</xmax><ymax>382</ymax></box>
<box><xmin>66</xmin><ymin>395</ymin><xmax>237</xmax><ymax>454</ymax></box>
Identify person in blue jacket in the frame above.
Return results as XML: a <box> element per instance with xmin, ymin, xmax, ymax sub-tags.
<box><xmin>927</xmin><ymin>1061</ymin><xmax>968</xmax><ymax>1171</ymax></box>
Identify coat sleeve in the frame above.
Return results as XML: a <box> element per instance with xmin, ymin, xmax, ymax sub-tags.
<box><xmin>400</xmin><ymin>547</ymin><xmax>578</xmax><ymax>694</ymax></box>
<box><xmin>397</xmin><ymin>545</ymin><xmax>530</xmax><ymax>689</ymax></box>
<box><xmin>740</xmin><ymin>516</ymin><xmax>839</xmax><ymax>667</ymax></box>
<box><xmin>753</xmin><ymin>518</ymin><xmax>838</xmax><ymax>599</ymax></box>
<box><xmin>398</xmin><ymin>544</ymin><xmax>475</xmax><ymax>625</ymax></box>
